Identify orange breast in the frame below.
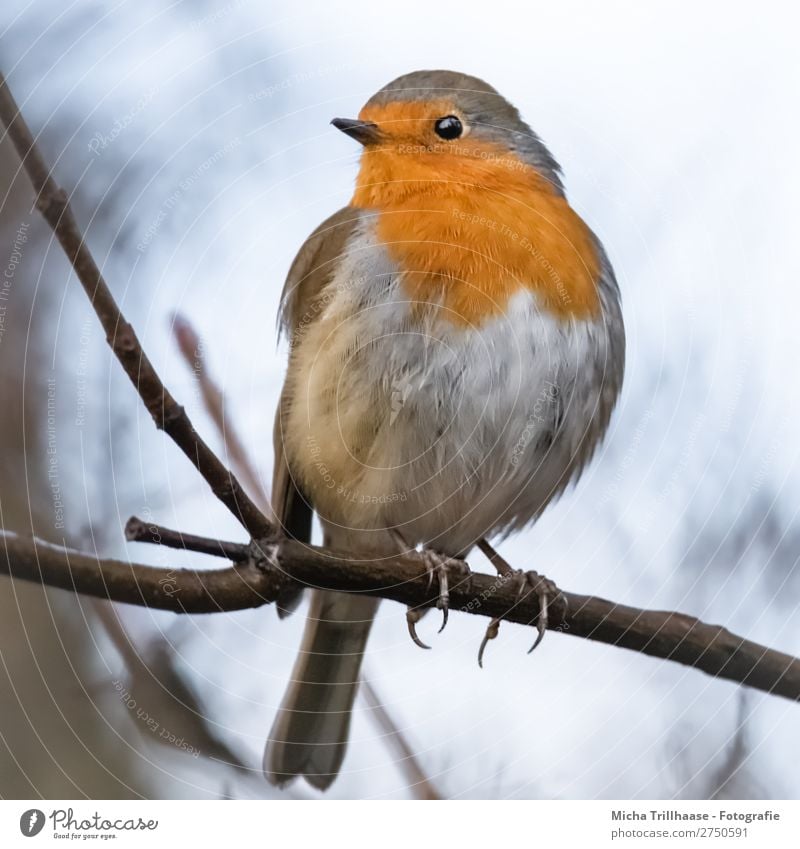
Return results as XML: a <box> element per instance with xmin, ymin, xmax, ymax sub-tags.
<box><xmin>350</xmin><ymin>114</ymin><xmax>600</xmax><ymax>326</ymax></box>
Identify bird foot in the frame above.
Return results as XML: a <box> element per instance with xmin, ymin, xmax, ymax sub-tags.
<box><xmin>517</xmin><ymin>569</ymin><xmax>559</xmax><ymax>653</ymax></box>
<box><xmin>406</xmin><ymin>549</ymin><xmax>469</xmax><ymax>649</ymax></box>
<box><xmin>477</xmin><ymin>569</ymin><xmax>560</xmax><ymax>666</ymax></box>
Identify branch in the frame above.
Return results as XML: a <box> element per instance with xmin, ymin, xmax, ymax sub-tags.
<box><xmin>171</xmin><ymin>314</ymin><xmax>271</xmax><ymax>513</ymax></box>
<box><xmin>0</xmin><ymin>73</ymin><xmax>271</xmax><ymax>539</ymax></box>
<box><xmin>3</xmin><ymin>529</ymin><xmax>800</xmax><ymax>703</ymax></box>
<box><xmin>360</xmin><ymin>676</ymin><xmax>441</xmax><ymax>800</ymax></box>
<box><xmin>0</xmin><ymin>531</ymin><xmax>282</xmax><ymax>612</ymax></box>
<box><xmin>125</xmin><ymin>516</ymin><xmax>250</xmax><ymax>562</ymax></box>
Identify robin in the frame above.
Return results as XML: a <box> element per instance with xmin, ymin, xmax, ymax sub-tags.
<box><xmin>264</xmin><ymin>70</ymin><xmax>625</xmax><ymax>790</ymax></box>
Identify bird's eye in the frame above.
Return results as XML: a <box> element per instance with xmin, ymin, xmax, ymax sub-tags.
<box><xmin>434</xmin><ymin>115</ymin><xmax>463</xmax><ymax>140</ymax></box>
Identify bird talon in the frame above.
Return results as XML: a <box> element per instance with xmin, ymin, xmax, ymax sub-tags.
<box><xmin>421</xmin><ymin>549</ymin><xmax>464</xmax><ymax>637</ymax></box>
<box><xmin>484</xmin><ymin>561</ymin><xmax>558</xmax><ymax>656</ymax></box>
<box><xmin>406</xmin><ymin>607</ymin><xmax>431</xmax><ymax>650</ymax></box>
<box><xmin>403</xmin><ymin>549</ymin><xmax>469</xmax><ymax>646</ymax></box>
<box><xmin>517</xmin><ymin>570</ymin><xmax>556</xmax><ymax>654</ymax></box>
<box><xmin>434</xmin><ymin>558</ymin><xmax>450</xmax><ymax>633</ymax></box>
<box><xmin>528</xmin><ymin>590</ymin><xmax>548</xmax><ymax>654</ymax></box>
<box><xmin>478</xmin><ymin>617</ymin><xmax>501</xmax><ymax>668</ymax></box>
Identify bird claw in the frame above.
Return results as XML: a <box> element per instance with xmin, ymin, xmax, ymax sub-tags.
<box><xmin>434</xmin><ymin>556</ymin><xmax>450</xmax><ymax>634</ymax></box>
<box><xmin>476</xmin><ymin>569</ymin><xmax>559</xmax><ymax>663</ymax></box>
<box><xmin>426</xmin><ymin>549</ymin><xmax>470</xmax><ymax>635</ymax></box>
<box><xmin>406</xmin><ymin>607</ymin><xmax>431</xmax><ymax>650</ymax></box>
<box><xmin>478</xmin><ymin>617</ymin><xmax>501</xmax><ymax>668</ymax></box>
<box><xmin>514</xmin><ymin>570</ymin><xmax>558</xmax><ymax>654</ymax></box>
<box><xmin>404</xmin><ymin>550</ymin><xmax>469</xmax><ymax>647</ymax></box>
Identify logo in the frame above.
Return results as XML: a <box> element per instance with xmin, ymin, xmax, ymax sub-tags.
<box><xmin>19</xmin><ymin>809</ymin><xmax>45</xmax><ymax>837</ymax></box>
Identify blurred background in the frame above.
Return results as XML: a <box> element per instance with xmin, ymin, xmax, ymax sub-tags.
<box><xmin>0</xmin><ymin>0</ymin><xmax>798</xmax><ymax>799</ymax></box>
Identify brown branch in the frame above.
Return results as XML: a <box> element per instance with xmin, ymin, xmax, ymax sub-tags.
<box><xmin>360</xmin><ymin>676</ymin><xmax>441</xmax><ymax>800</ymax></box>
<box><xmin>124</xmin><ymin>516</ymin><xmax>250</xmax><ymax>562</ymax></box>
<box><xmin>3</xmin><ymin>528</ymin><xmax>800</xmax><ymax>703</ymax></box>
<box><xmin>171</xmin><ymin>314</ymin><xmax>271</xmax><ymax>513</ymax></box>
<box><xmin>0</xmin><ymin>73</ymin><xmax>271</xmax><ymax>540</ymax></box>
<box><xmin>0</xmin><ymin>531</ymin><xmax>283</xmax><ymax>612</ymax></box>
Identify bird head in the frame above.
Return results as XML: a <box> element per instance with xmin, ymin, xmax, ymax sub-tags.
<box><xmin>331</xmin><ymin>70</ymin><xmax>564</xmax><ymax>208</ymax></box>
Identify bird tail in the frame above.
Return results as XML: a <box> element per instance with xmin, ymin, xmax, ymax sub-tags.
<box><xmin>264</xmin><ymin>589</ymin><xmax>378</xmax><ymax>790</ymax></box>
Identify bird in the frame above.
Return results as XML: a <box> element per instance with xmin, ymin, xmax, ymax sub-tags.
<box><xmin>264</xmin><ymin>69</ymin><xmax>625</xmax><ymax>790</ymax></box>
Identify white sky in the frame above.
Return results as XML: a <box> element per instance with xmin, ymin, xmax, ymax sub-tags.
<box><xmin>2</xmin><ymin>0</ymin><xmax>799</xmax><ymax>799</ymax></box>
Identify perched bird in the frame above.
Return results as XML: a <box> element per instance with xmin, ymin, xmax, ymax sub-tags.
<box><xmin>264</xmin><ymin>70</ymin><xmax>625</xmax><ymax>790</ymax></box>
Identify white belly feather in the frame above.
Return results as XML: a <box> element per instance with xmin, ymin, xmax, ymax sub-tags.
<box><xmin>282</xmin><ymin>219</ymin><xmax>621</xmax><ymax>556</ymax></box>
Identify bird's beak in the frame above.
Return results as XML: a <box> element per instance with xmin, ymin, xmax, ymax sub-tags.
<box><xmin>331</xmin><ymin>117</ymin><xmax>381</xmax><ymax>146</ymax></box>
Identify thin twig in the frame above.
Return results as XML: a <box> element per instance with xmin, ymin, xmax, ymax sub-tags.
<box><xmin>0</xmin><ymin>73</ymin><xmax>271</xmax><ymax>539</ymax></box>
<box><xmin>124</xmin><ymin>516</ymin><xmax>250</xmax><ymax>562</ymax></box>
<box><xmin>171</xmin><ymin>314</ymin><xmax>271</xmax><ymax>511</ymax></box>
<box><xmin>360</xmin><ymin>676</ymin><xmax>441</xmax><ymax>800</ymax></box>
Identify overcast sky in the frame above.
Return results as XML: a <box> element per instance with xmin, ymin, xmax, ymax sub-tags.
<box><xmin>1</xmin><ymin>0</ymin><xmax>799</xmax><ymax>799</ymax></box>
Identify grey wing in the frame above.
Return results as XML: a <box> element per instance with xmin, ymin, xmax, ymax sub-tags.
<box><xmin>547</xmin><ymin>242</ymin><xmax>625</xmax><ymax>500</ymax></box>
<box><xmin>505</xmin><ymin>239</ymin><xmax>625</xmax><ymax>537</ymax></box>
<box><xmin>271</xmin><ymin>207</ymin><xmax>362</xmax><ymax>615</ymax></box>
